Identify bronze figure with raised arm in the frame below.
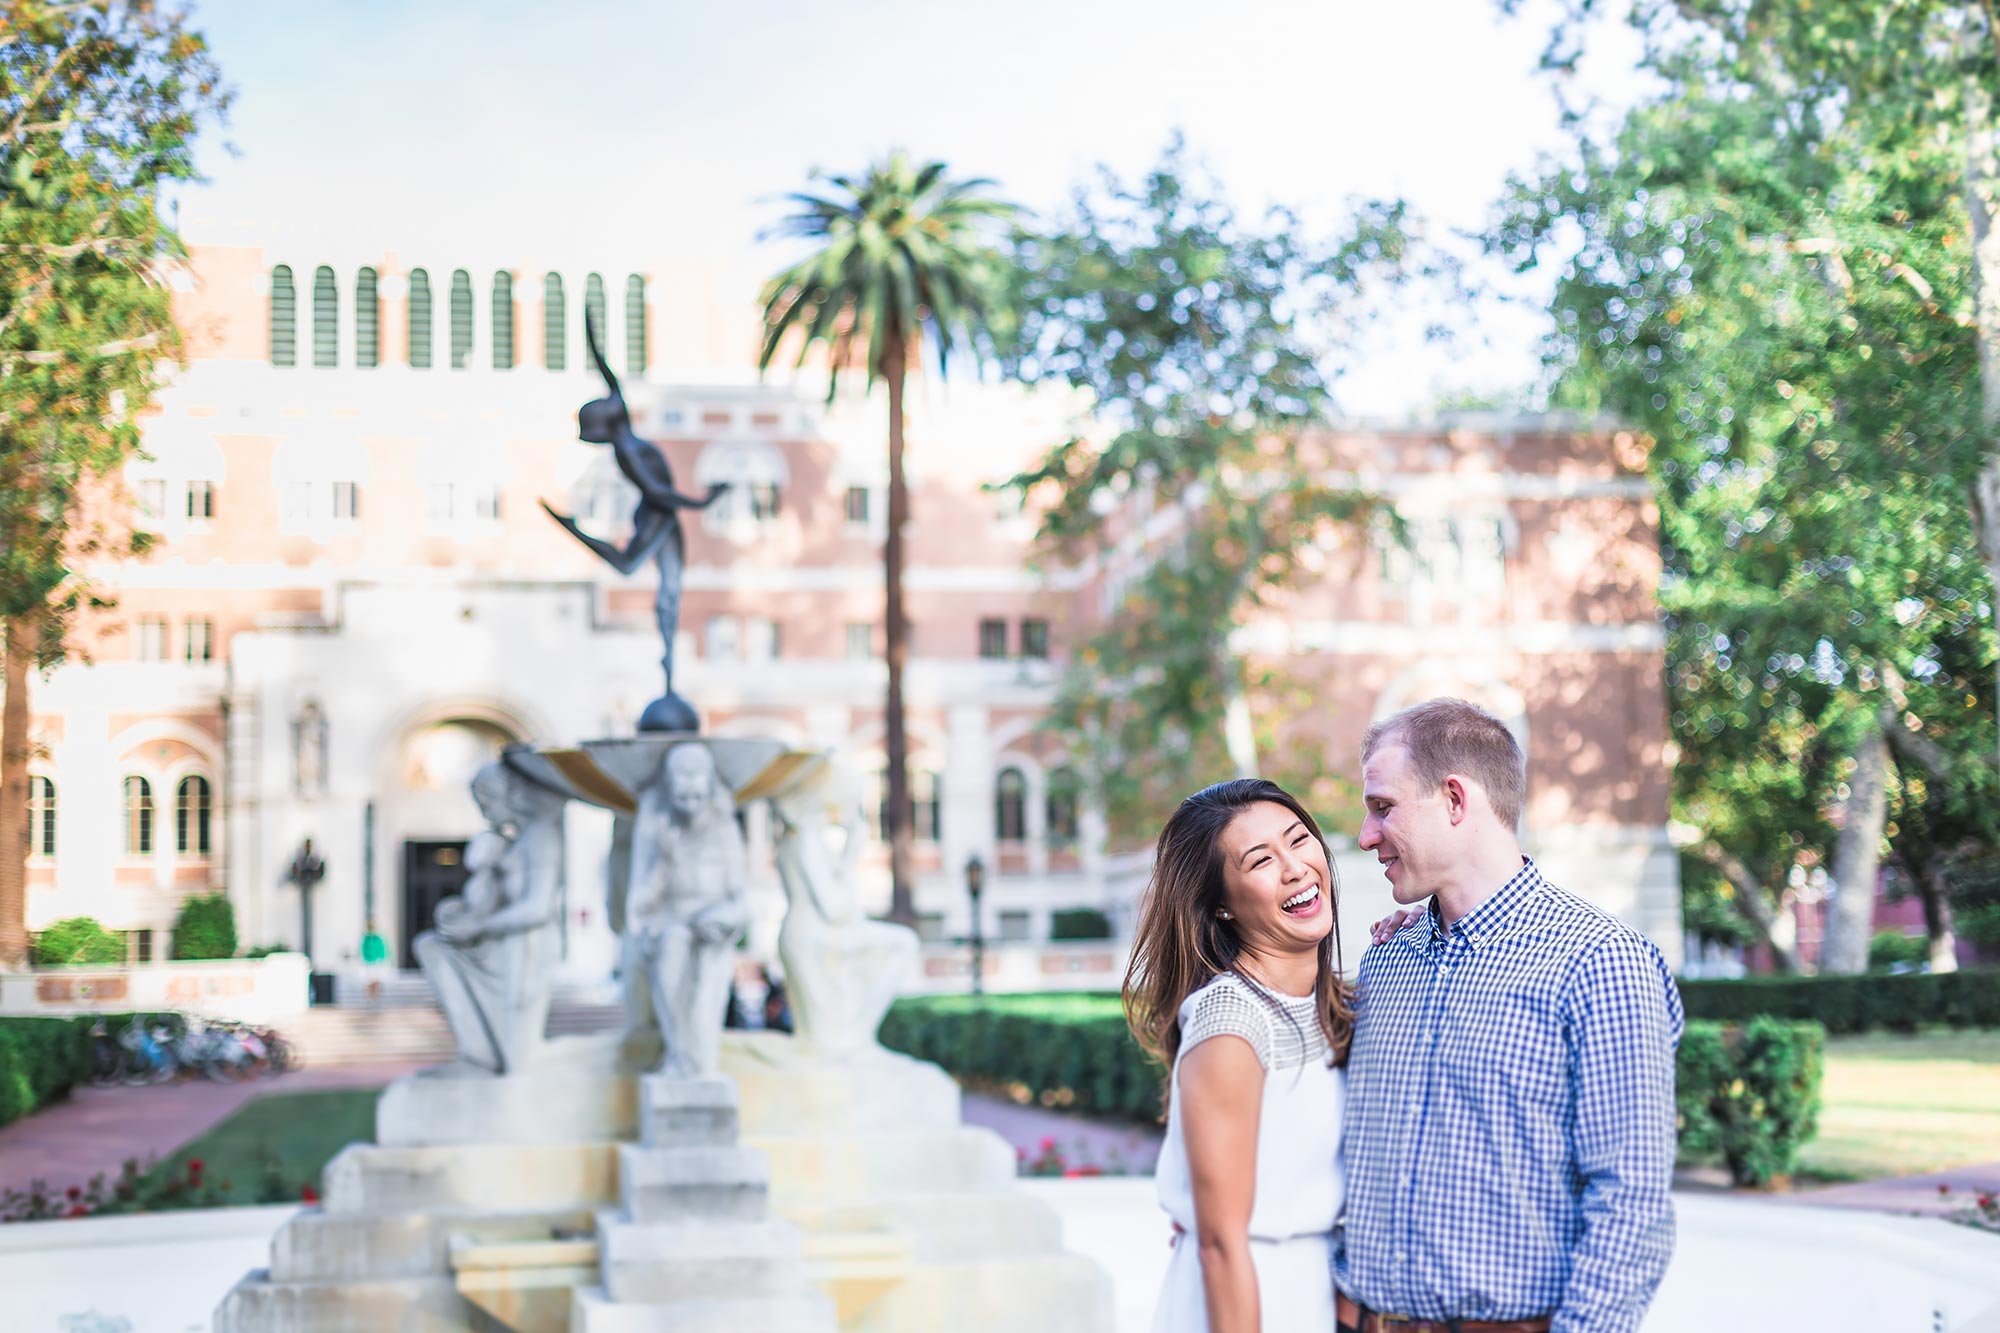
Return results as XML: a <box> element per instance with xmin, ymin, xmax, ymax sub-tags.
<box><xmin>541</xmin><ymin>316</ymin><xmax>727</xmax><ymax>732</ymax></box>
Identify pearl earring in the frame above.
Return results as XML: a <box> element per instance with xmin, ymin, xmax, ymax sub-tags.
<box><xmin>1217</xmin><ymin>909</ymin><xmax>1233</xmax><ymax>921</ymax></box>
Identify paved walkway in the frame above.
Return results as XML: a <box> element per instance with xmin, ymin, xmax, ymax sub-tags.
<box><xmin>0</xmin><ymin>1063</ymin><xmax>423</xmax><ymax>1195</ymax></box>
<box><xmin>1801</xmin><ymin>1159</ymin><xmax>2000</xmax><ymax>1220</ymax></box>
<box><xmin>960</xmin><ymin>1091</ymin><xmax>1163</xmax><ymax>1175</ymax></box>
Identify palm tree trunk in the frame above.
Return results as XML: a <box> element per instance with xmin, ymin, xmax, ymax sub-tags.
<box><xmin>883</xmin><ymin>334</ymin><xmax>916</xmax><ymax>926</ymax></box>
<box><xmin>1821</xmin><ymin>718</ymin><xmax>1891</xmax><ymax>974</ymax></box>
<box><xmin>0</xmin><ymin>612</ymin><xmax>34</xmax><ymax>968</ymax></box>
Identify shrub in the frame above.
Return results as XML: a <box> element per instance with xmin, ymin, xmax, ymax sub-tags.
<box><xmin>1867</xmin><ymin>931</ymin><xmax>1930</xmax><ymax>972</ymax></box>
<box><xmin>1679</xmin><ymin>968</ymin><xmax>2000</xmax><ymax>1033</ymax></box>
<box><xmin>170</xmin><ymin>893</ymin><xmax>237</xmax><ymax>961</ymax></box>
<box><xmin>1676</xmin><ymin>1018</ymin><xmax>1824</xmax><ymax>1187</ymax></box>
<box><xmin>1048</xmin><ymin>908</ymin><xmax>1114</xmax><ymax>942</ymax></box>
<box><xmin>31</xmin><ymin>917</ymin><xmax>126</xmax><ymax>967</ymax></box>
<box><xmin>0</xmin><ymin>1018</ymin><xmax>93</xmax><ymax>1128</ymax></box>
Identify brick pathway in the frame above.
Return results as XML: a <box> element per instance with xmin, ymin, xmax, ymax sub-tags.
<box><xmin>960</xmin><ymin>1090</ymin><xmax>1164</xmax><ymax>1175</ymax></box>
<box><xmin>0</xmin><ymin>1062</ymin><xmax>424</xmax><ymax>1195</ymax></box>
<box><xmin>1799</xmin><ymin>1160</ymin><xmax>2000</xmax><ymax>1219</ymax></box>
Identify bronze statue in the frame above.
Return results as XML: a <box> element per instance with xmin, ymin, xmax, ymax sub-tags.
<box><xmin>541</xmin><ymin>318</ymin><xmax>725</xmax><ymax>732</ymax></box>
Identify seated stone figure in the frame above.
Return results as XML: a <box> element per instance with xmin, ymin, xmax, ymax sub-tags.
<box><xmin>623</xmin><ymin>743</ymin><xmax>750</xmax><ymax>1077</ymax></box>
<box><xmin>771</xmin><ymin>757</ymin><xmax>919</xmax><ymax>1058</ymax></box>
<box><xmin>414</xmin><ymin>752</ymin><xmax>567</xmax><ymax>1074</ymax></box>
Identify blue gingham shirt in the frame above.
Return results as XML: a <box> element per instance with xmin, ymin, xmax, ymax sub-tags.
<box><xmin>1335</xmin><ymin>858</ymin><xmax>1683</xmax><ymax>1333</ymax></box>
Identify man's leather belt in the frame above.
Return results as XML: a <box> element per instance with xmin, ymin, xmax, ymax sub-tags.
<box><xmin>1337</xmin><ymin>1292</ymin><xmax>1552</xmax><ymax>1333</ymax></box>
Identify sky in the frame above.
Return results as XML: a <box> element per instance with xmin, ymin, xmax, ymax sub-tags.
<box><xmin>177</xmin><ymin>0</ymin><xmax>1643</xmax><ymax>417</ymax></box>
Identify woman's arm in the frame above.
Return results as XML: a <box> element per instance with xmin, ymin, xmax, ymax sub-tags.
<box><xmin>1178</xmin><ymin>1035</ymin><xmax>1265</xmax><ymax>1333</ymax></box>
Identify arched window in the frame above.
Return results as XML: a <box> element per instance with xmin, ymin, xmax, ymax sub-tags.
<box><xmin>407</xmin><ymin>268</ymin><xmax>433</xmax><ymax>368</ymax></box>
<box><xmin>123</xmin><ymin>776</ymin><xmax>153</xmax><ymax>855</ymax></box>
<box><xmin>996</xmin><ymin>767</ymin><xmax>1028</xmax><ymax>842</ymax></box>
<box><xmin>542</xmin><ymin>273</ymin><xmax>566</xmax><ymax>370</ymax></box>
<box><xmin>625</xmin><ymin>274</ymin><xmax>647</xmax><ymax>373</ymax></box>
<box><xmin>28</xmin><ymin>776</ymin><xmax>55</xmax><ymax>857</ymax></box>
<box><xmin>311</xmin><ymin>265</ymin><xmax>338</xmax><ymax>367</ymax></box>
<box><xmin>449</xmin><ymin>269</ymin><xmax>473</xmax><ymax>369</ymax></box>
<box><xmin>1046</xmin><ymin>766</ymin><xmax>1080</xmax><ymax>846</ymax></box>
<box><xmin>490</xmin><ymin>271</ymin><xmax>515</xmax><ymax>370</ymax></box>
<box><xmin>584</xmin><ymin>272</ymin><xmax>607</xmax><ymax>351</ymax></box>
<box><xmin>175</xmin><ymin>775</ymin><xmax>212</xmax><ymax>856</ymax></box>
<box><xmin>354</xmin><ymin>267</ymin><xmax>380</xmax><ymax>368</ymax></box>
<box><xmin>268</xmin><ymin>265</ymin><xmax>296</xmax><ymax>367</ymax></box>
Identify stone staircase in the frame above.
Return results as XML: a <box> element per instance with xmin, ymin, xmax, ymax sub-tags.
<box><xmin>279</xmin><ymin>977</ymin><xmax>626</xmax><ymax>1066</ymax></box>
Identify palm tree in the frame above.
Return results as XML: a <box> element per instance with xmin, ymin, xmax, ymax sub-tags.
<box><xmin>759</xmin><ymin>153</ymin><xmax>1018</xmax><ymax>925</ymax></box>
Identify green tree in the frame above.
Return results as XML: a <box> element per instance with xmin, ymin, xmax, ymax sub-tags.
<box><xmin>31</xmin><ymin>915</ymin><xmax>123</xmax><ymax>966</ymax></box>
<box><xmin>758</xmin><ymin>154</ymin><xmax>1018</xmax><ymax>923</ymax></box>
<box><xmin>998</xmin><ymin>139</ymin><xmax>1419</xmax><ymax>840</ymax></box>
<box><xmin>1493</xmin><ymin>9</ymin><xmax>1996</xmax><ymax>972</ymax></box>
<box><xmin>0</xmin><ymin>2</ymin><xmax>227</xmax><ymax>968</ymax></box>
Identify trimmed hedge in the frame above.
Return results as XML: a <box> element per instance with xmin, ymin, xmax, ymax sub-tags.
<box><xmin>881</xmin><ymin>994</ymin><xmax>1825</xmax><ymax>1188</ymax></box>
<box><xmin>0</xmin><ymin>1017</ymin><xmax>93</xmax><ymax>1128</ymax></box>
<box><xmin>1680</xmin><ymin>968</ymin><xmax>2000</xmax><ymax>1034</ymax></box>
<box><xmin>1049</xmin><ymin>908</ymin><xmax>1114</xmax><ymax>942</ymax></box>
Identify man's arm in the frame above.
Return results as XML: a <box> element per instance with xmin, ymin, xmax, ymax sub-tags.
<box><xmin>1554</xmin><ymin>932</ymin><xmax>1682</xmax><ymax>1333</ymax></box>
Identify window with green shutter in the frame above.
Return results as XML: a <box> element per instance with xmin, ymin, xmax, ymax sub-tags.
<box><xmin>585</xmin><ymin>272</ymin><xmax>606</xmax><ymax>355</ymax></box>
<box><xmin>625</xmin><ymin>274</ymin><xmax>647</xmax><ymax>373</ymax></box>
<box><xmin>491</xmin><ymin>271</ymin><xmax>514</xmax><ymax>370</ymax></box>
<box><xmin>312</xmin><ymin>265</ymin><xmax>338</xmax><ymax>367</ymax></box>
<box><xmin>269</xmin><ymin>265</ymin><xmax>296</xmax><ymax>366</ymax></box>
<box><xmin>355</xmin><ymin>267</ymin><xmax>379</xmax><ymax>368</ymax></box>
<box><xmin>450</xmin><ymin>269</ymin><xmax>473</xmax><ymax>369</ymax></box>
<box><xmin>543</xmin><ymin>273</ymin><xmax>566</xmax><ymax>370</ymax></box>
<box><xmin>408</xmin><ymin>268</ymin><xmax>433</xmax><ymax>368</ymax></box>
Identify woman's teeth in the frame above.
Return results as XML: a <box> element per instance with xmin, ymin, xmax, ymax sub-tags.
<box><xmin>1281</xmin><ymin>885</ymin><xmax>1320</xmax><ymax>912</ymax></box>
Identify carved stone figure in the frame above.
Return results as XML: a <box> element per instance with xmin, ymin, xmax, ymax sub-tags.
<box><xmin>540</xmin><ymin>319</ymin><xmax>727</xmax><ymax>733</ymax></box>
<box><xmin>292</xmin><ymin>699</ymin><xmax>327</xmax><ymax>800</ymax></box>
<box><xmin>623</xmin><ymin>743</ymin><xmax>750</xmax><ymax>1077</ymax></box>
<box><xmin>414</xmin><ymin>749</ymin><xmax>567</xmax><ymax>1074</ymax></box>
<box><xmin>770</xmin><ymin>757</ymin><xmax>919</xmax><ymax>1057</ymax></box>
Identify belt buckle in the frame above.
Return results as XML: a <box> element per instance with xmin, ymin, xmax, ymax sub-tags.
<box><xmin>1377</xmin><ymin>1317</ymin><xmax>1413</xmax><ymax>1328</ymax></box>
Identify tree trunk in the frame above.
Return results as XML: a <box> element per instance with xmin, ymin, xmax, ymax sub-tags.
<box><xmin>1696</xmin><ymin>840</ymin><xmax>1808</xmax><ymax>974</ymax></box>
<box><xmin>0</xmin><ymin>613</ymin><xmax>33</xmax><ymax>969</ymax></box>
<box><xmin>1918</xmin><ymin>858</ymin><xmax>1961</xmax><ymax>975</ymax></box>
<box><xmin>1963</xmin><ymin>80</ymin><xmax>2000</xmax><ymax>773</ymax></box>
<box><xmin>1821</xmin><ymin>720</ymin><xmax>1891</xmax><ymax>974</ymax></box>
<box><xmin>882</xmin><ymin>335</ymin><xmax>915</xmax><ymax>926</ymax></box>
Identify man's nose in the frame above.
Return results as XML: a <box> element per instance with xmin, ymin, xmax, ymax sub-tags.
<box><xmin>1358</xmin><ymin>820</ymin><xmax>1380</xmax><ymax>850</ymax></box>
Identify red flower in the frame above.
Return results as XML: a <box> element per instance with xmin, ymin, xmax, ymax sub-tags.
<box><xmin>188</xmin><ymin>1158</ymin><xmax>204</xmax><ymax>1173</ymax></box>
<box><xmin>65</xmin><ymin>1186</ymin><xmax>80</xmax><ymax>1201</ymax></box>
<box><xmin>1980</xmin><ymin>1193</ymin><xmax>1995</xmax><ymax>1209</ymax></box>
<box><xmin>1938</xmin><ymin>1183</ymin><xmax>1953</xmax><ymax>1196</ymax></box>
<box><xmin>1038</xmin><ymin>1135</ymin><xmax>1057</xmax><ymax>1152</ymax></box>
<box><xmin>67</xmin><ymin>1204</ymin><xmax>87</xmax><ymax>1217</ymax></box>
<box><xmin>299</xmin><ymin>1184</ymin><xmax>319</xmax><ymax>1205</ymax></box>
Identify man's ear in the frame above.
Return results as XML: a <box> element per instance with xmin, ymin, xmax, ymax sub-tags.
<box><xmin>1442</xmin><ymin>775</ymin><xmax>1471</xmax><ymax>826</ymax></box>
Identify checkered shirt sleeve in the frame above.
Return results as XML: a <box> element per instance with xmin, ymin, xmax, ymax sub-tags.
<box><xmin>1334</xmin><ymin>861</ymin><xmax>1684</xmax><ymax>1333</ymax></box>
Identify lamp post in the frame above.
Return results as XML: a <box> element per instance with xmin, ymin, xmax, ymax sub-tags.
<box><xmin>286</xmin><ymin>838</ymin><xmax>327</xmax><ymax>1003</ymax></box>
<box><xmin>964</xmin><ymin>853</ymin><xmax>986</xmax><ymax>996</ymax></box>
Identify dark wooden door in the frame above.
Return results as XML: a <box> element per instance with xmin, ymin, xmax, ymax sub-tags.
<box><xmin>401</xmin><ymin>840</ymin><xmax>469</xmax><ymax>968</ymax></box>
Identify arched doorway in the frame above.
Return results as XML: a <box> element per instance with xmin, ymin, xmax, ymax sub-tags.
<box><xmin>390</xmin><ymin>714</ymin><xmax>520</xmax><ymax>967</ymax></box>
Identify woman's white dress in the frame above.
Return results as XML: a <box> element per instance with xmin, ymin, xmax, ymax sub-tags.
<box><xmin>1151</xmin><ymin>971</ymin><xmax>1345</xmax><ymax>1333</ymax></box>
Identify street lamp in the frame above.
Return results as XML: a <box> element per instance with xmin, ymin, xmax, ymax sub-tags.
<box><xmin>964</xmin><ymin>852</ymin><xmax>986</xmax><ymax>996</ymax></box>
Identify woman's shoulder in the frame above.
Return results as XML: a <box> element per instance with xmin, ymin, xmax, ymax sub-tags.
<box><xmin>1178</xmin><ymin>973</ymin><xmax>1276</xmax><ymax>1067</ymax></box>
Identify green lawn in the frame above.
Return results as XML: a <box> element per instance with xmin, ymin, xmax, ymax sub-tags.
<box><xmin>142</xmin><ymin>1087</ymin><xmax>378</xmax><ymax>1203</ymax></box>
<box><xmin>1796</xmin><ymin>1030</ymin><xmax>2000</xmax><ymax>1182</ymax></box>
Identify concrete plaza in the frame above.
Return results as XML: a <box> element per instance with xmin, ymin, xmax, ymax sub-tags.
<box><xmin>6</xmin><ymin>1181</ymin><xmax>1998</xmax><ymax>1332</ymax></box>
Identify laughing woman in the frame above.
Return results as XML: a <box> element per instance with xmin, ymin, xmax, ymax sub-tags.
<box><xmin>1126</xmin><ymin>778</ymin><xmax>1355</xmax><ymax>1333</ymax></box>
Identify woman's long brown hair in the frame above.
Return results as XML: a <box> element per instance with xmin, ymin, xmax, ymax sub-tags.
<box><xmin>1123</xmin><ymin>778</ymin><xmax>1356</xmax><ymax>1079</ymax></box>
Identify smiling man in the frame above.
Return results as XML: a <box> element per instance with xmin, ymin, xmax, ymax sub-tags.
<box><xmin>1334</xmin><ymin>698</ymin><xmax>1683</xmax><ymax>1333</ymax></box>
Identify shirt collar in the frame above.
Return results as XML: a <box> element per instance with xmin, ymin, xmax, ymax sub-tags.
<box><xmin>1425</xmin><ymin>856</ymin><xmax>1541</xmax><ymax>951</ymax></box>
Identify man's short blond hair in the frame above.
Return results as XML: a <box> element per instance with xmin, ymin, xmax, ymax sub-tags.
<box><xmin>1362</xmin><ymin>698</ymin><xmax>1525</xmax><ymax>829</ymax></box>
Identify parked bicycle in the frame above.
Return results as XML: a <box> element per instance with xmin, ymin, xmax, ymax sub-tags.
<box><xmin>87</xmin><ymin>1014</ymin><xmax>297</xmax><ymax>1085</ymax></box>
